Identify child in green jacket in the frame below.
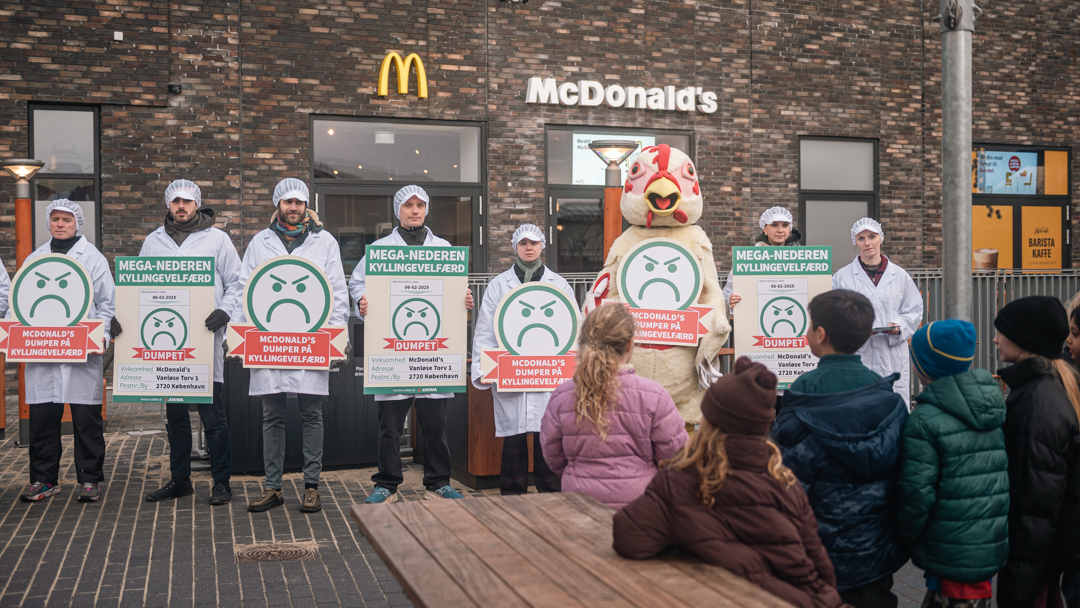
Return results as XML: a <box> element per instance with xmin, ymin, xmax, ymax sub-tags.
<box><xmin>897</xmin><ymin>319</ymin><xmax>1009</xmax><ymax>608</ymax></box>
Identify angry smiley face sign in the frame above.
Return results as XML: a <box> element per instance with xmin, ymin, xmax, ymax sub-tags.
<box><xmin>244</xmin><ymin>257</ymin><xmax>333</xmax><ymax>333</ymax></box>
<box><xmin>495</xmin><ymin>283</ymin><xmax>579</xmax><ymax>356</ymax></box>
<box><xmin>617</xmin><ymin>238</ymin><xmax>702</xmax><ymax>311</ymax></box>
<box><xmin>11</xmin><ymin>254</ymin><xmax>93</xmax><ymax>327</ymax></box>
<box><xmin>139</xmin><ymin>307</ymin><xmax>189</xmax><ymax>350</ymax></box>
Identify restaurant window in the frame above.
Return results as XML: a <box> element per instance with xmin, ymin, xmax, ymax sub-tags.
<box><xmin>799</xmin><ymin>138</ymin><xmax>877</xmax><ymax>263</ymax></box>
<box><xmin>545</xmin><ymin>126</ymin><xmax>692</xmax><ymax>274</ymax></box>
<box><xmin>971</xmin><ymin>146</ymin><xmax>1070</xmax><ymax>269</ymax></box>
<box><xmin>311</xmin><ymin>117</ymin><xmax>485</xmax><ymax>277</ymax></box>
<box><xmin>29</xmin><ymin>105</ymin><xmax>100</xmax><ymax>247</ymax></box>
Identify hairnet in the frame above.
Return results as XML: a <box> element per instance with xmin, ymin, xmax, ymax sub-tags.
<box><xmin>850</xmin><ymin>217</ymin><xmax>884</xmax><ymax>245</ymax></box>
<box><xmin>273</xmin><ymin>178</ymin><xmax>309</xmax><ymax>205</ymax></box>
<box><xmin>393</xmin><ymin>185</ymin><xmax>430</xmax><ymax>220</ymax></box>
<box><xmin>45</xmin><ymin>198</ymin><xmax>83</xmax><ymax>232</ymax></box>
<box><xmin>758</xmin><ymin>206</ymin><xmax>794</xmax><ymax>231</ymax></box>
<box><xmin>512</xmin><ymin>224</ymin><xmax>546</xmax><ymax>250</ymax></box>
<box><xmin>164</xmin><ymin>179</ymin><xmax>202</xmax><ymax>208</ymax></box>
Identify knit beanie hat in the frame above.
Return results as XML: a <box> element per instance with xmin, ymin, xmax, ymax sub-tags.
<box><xmin>700</xmin><ymin>357</ymin><xmax>777</xmax><ymax>436</ymax></box>
<box><xmin>910</xmin><ymin>320</ymin><xmax>976</xmax><ymax>381</ymax></box>
<box><xmin>994</xmin><ymin>295</ymin><xmax>1068</xmax><ymax>360</ymax></box>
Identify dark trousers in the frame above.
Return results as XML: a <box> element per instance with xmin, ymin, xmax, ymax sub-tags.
<box><xmin>165</xmin><ymin>382</ymin><xmax>231</xmax><ymax>482</ymax></box>
<box><xmin>373</xmin><ymin>398</ymin><xmax>451</xmax><ymax>492</ymax></box>
<box><xmin>841</xmin><ymin>574</ymin><xmax>898</xmax><ymax>608</ymax></box>
<box><xmin>29</xmin><ymin>403</ymin><xmax>105</xmax><ymax>485</ymax></box>
<box><xmin>1000</xmin><ymin>571</ymin><xmax>1065</xmax><ymax>608</ymax></box>
<box><xmin>500</xmin><ymin>432</ymin><xmax>559</xmax><ymax>495</ymax></box>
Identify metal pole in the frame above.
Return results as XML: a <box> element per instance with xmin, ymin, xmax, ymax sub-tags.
<box><xmin>939</xmin><ymin>0</ymin><xmax>979</xmax><ymax>322</ymax></box>
<box><xmin>14</xmin><ymin>178</ymin><xmax>31</xmax><ymax>445</ymax></box>
<box><xmin>602</xmin><ymin>163</ymin><xmax>622</xmax><ymax>262</ymax></box>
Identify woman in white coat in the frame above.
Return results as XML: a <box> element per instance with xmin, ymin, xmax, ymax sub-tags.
<box><xmin>352</xmin><ymin>184</ymin><xmax>473</xmax><ymax>504</ymax></box>
<box><xmin>471</xmin><ymin>224</ymin><xmax>575</xmax><ymax>495</ymax></box>
<box><xmin>15</xmin><ymin>199</ymin><xmax>115</xmax><ymax>503</ymax></box>
<box><xmin>831</xmin><ymin>217</ymin><xmax>923</xmax><ymax>408</ymax></box>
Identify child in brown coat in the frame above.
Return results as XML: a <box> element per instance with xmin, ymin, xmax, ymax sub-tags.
<box><xmin>613</xmin><ymin>357</ymin><xmax>845</xmax><ymax>608</ymax></box>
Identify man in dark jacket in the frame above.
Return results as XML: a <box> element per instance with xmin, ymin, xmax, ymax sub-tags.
<box><xmin>773</xmin><ymin>289</ymin><xmax>909</xmax><ymax>608</ymax></box>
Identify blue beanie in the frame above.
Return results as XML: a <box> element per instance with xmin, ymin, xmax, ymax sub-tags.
<box><xmin>910</xmin><ymin>320</ymin><xmax>977</xmax><ymax>381</ymax></box>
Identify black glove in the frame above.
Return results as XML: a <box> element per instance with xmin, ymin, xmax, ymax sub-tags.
<box><xmin>205</xmin><ymin>309</ymin><xmax>230</xmax><ymax>332</ymax></box>
<box><xmin>110</xmin><ymin>317</ymin><xmax>122</xmax><ymax>338</ymax></box>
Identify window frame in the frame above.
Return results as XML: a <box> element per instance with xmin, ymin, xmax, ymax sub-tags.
<box><xmin>797</xmin><ymin>136</ymin><xmax>879</xmax><ymax>248</ymax></box>
<box><xmin>28</xmin><ymin>103</ymin><xmax>102</xmax><ymax>247</ymax></box>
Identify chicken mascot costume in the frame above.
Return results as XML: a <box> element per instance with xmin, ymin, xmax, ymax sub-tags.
<box><xmin>585</xmin><ymin>144</ymin><xmax>730</xmax><ymax>425</ymax></box>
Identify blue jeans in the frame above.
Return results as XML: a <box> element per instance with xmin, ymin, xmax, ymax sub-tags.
<box><xmin>165</xmin><ymin>382</ymin><xmax>231</xmax><ymax>482</ymax></box>
<box><xmin>261</xmin><ymin>393</ymin><xmax>323</xmax><ymax>489</ymax></box>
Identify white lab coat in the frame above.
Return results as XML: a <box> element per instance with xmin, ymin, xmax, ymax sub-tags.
<box><xmin>470</xmin><ymin>267</ymin><xmax>576</xmax><ymax>437</ymax></box>
<box><xmin>235</xmin><ymin>228</ymin><xmax>350</xmax><ymax>396</ymax></box>
<box><xmin>350</xmin><ymin>226</ymin><xmax>454</xmax><ymax>402</ymax></box>
<box><xmin>0</xmin><ymin>256</ymin><xmax>9</xmax><ymax>320</ymax></box>
<box><xmin>139</xmin><ymin>226</ymin><xmax>242</xmax><ymax>384</ymax></box>
<box><xmin>12</xmin><ymin>237</ymin><xmax>115</xmax><ymax>405</ymax></box>
<box><xmin>832</xmin><ymin>256</ymin><xmax>924</xmax><ymax>408</ymax></box>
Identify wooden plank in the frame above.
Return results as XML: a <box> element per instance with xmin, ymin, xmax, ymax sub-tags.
<box><xmin>458</xmin><ymin>497</ymin><xmax>631</xmax><ymax>608</ymax></box>
<box><xmin>537</xmin><ymin>494</ymin><xmax>742</xmax><ymax>607</ymax></box>
<box><xmin>423</xmin><ymin>500</ymin><xmax>585</xmax><ymax>608</ymax></box>
<box><xmin>666</xmin><ymin>556</ymin><xmax>797</xmax><ymax>608</ymax></box>
<box><xmin>493</xmin><ymin>495</ymin><xmax>685</xmax><ymax>608</ymax></box>
<box><xmin>350</xmin><ymin>504</ymin><xmax>478</xmax><ymax>608</ymax></box>
<box><xmin>390</xmin><ymin>502</ymin><xmax>531</xmax><ymax>608</ymax></box>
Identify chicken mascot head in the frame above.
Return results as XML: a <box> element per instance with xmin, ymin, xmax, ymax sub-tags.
<box><xmin>586</xmin><ymin>144</ymin><xmax>730</xmax><ymax>425</ymax></box>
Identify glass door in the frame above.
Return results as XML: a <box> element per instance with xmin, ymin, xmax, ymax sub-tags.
<box><xmin>547</xmin><ymin>187</ymin><xmax>605</xmax><ymax>274</ymax></box>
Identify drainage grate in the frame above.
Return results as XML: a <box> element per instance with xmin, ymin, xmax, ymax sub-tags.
<box><xmin>234</xmin><ymin>541</ymin><xmax>320</xmax><ymax>564</ymax></box>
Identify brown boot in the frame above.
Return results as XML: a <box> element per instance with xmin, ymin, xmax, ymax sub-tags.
<box><xmin>299</xmin><ymin>488</ymin><xmax>321</xmax><ymax>513</ymax></box>
<box><xmin>247</xmin><ymin>488</ymin><xmax>284</xmax><ymax>513</ymax></box>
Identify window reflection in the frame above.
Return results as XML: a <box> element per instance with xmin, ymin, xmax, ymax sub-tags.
<box><xmin>556</xmin><ymin>198</ymin><xmax>604</xmax><ymax>273</ymax></box>
<box><xmin>313</xmin><ymin>120</ymin><xmax>479</xmax><ymax>183</ymax></box>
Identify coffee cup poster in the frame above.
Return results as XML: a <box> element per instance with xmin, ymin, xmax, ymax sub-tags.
<box><xmin>606</xmin><ymin>238</ymin><xmax>716</xmax><ymax>346</ymax></box>
<box><xmin>479</xmin><ymin>283</ymin><xmax>580</xmax><ymax>392</ymax></box>
<box><xmin>362</xmin><ymin>245</ymin><xmax>469</xmax><ymax>395</ymax></box>
<box><xmin>112</xmin><ymin>257</ymin><xmax>216</xmax><ymax>403</ymax></box>
<box><xmin>226</xmin><ymin>256</ymin><xmax>348</xmax><ymax>370</ymax></box>
<box><xmin>0</xmin><ymin>254</ymin><xmax>105</xmax><ymax>362</ymax></box>
<box><xmin>731</xmin><ymin>246</ymin><xmax>832</xmax><ymax>389</ymax></box>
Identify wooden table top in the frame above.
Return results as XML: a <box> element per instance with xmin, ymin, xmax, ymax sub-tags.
<box><xmin>351</xmin><ymin>492</ymin><xmax>793</xmax><ymax>608</ymax></box>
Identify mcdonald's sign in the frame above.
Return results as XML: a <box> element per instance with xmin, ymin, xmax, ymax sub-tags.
<box><xmin>378</xmin><ymin>52</ymin><xmax>428</xmax><ymax>99</ymax></box>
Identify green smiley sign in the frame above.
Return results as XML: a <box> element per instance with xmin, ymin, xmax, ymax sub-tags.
<box><xmin>618</xmin><ymin>238</ymin><xmax>702</xmax><ymax>311</ymax></box>
<box><xmin>139</xmin><ymin>307</ymin><xmax>189</xmax><ymax>350</ymax></box>
<box><xmin>11</xmin><ymin>254</ymin><xmax>93</xmax><ymax>327</ymax></box>
<box><xmin>495</xmin><ymin>283</ymin><xmax>579</xmax><ymax>356</ymax></box>
<box><xmin>245</xmin><ymin>257</ymin><xmax>333</xmax><ymax>333</ymax></box>
<box><xmin>759</xmin><ymin>295</ymin><xmax>808</xmax><ymax>338</ymax></box>
<box><xmin>392</xmin><ymin>297</ymin><xmax>442</xmax><ymax>340</ymax></box>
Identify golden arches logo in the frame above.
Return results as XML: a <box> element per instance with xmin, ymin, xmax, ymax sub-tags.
<box><xmin>378</xmin><ymin>52</ymin><xmax>428</xmax><ymax>99</ymax></box>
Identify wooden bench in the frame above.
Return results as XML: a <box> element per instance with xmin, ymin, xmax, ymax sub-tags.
<box><xmin>351</xmin><ymin>492</ymin><xmax>794</xmax><ymax>608</ymax></box>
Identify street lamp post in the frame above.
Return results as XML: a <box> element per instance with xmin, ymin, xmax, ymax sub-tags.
<box><xmin>1</xmin><ymin>159</ymin><xmax>44</xmax><ymax>443</ymax></box>
<box><xmin>587</xmin><ymin>140</ymin><xmax>639</xmax><ymax>262</ymax></box>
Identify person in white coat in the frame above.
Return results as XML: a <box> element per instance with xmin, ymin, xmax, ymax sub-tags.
<box><xmin>15</xmin><ymin>199</ymin><xmax>115</xmax><ymax>503</ymax></box>
<box><xmin>0</xmin><ymin>255</ymin><xmax>9</xmax><ymax>320</ymax></box>
<box><xmin>831</xmin><ymin>218</ymin><xmax>923</xmax><ymax>408</ymax></box>
<box><xmin>141</xmin><ymin>180</ymin><xmax>241</xmax><ymax>506</ymax></box>
<box><xmin>722</xmin><ymin>206</ymin><xmax>803</xmax><ymax>310</ymax></box>
<box><xmin>352</xmin><ymin>184</ymin><xmax>474</xmax><ymax>504</ymax></box>
<box><xmin>471</xmin><ymin>224</ymin><xmax>573</xmax><ymax>495</ymax></box>
<box><xmin>237</xmin><ymin>178</ymin><xmax>349</xmax><ymax>514</ymax></box>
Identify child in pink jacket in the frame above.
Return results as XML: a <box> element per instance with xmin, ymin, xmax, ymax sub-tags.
<box><xmin>540</xmin><ymin>303</ymin><xmax>688</xmax><ymax>509</ymax></box>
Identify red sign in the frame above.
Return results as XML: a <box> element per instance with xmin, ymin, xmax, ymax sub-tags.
<box><xmin>481</xmin><ymin>351</ymin><xmax>576</xmax><ymax>391</ymax></box>
<box><xmin>0</xmin><ymin>320</ymin><xmax>104</xmax><ymax>362</ymax></box>
<box><xmin>626</xmin><ymin>306</ymin><xmax>711</xmax><ymax>346</ymax></box>
<box><xmin>382</xmin><ymin>338</ymin><xmax>449</xmax><ymax>352</ymax></box>
<box><xmin>1009</xmin><ymin>156</ymin><xmax>1021</xmax><ymax>171</ymax></box>
<box><xmin>228</xmin><ymin>325</ymin><xmax>346</xmax><ymax>369</ymax></box>
<box><xmin>131</xmin><ymin>347</ymin><xmax>197</xmax><ymax>362</ymax></box>
<box><xmin>752</xmin><ymin>335</ymin><xmax>808</xmax><ymax>349</ymax></box>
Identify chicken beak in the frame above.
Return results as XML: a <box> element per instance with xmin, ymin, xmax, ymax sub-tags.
<box><xmin>644</xmin><ymin>177</ymin><xmax>681</xmax><ymax>217</ymax></box>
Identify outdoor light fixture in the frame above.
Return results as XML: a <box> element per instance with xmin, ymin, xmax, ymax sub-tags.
<box><xmin>1</xmin><ymin>158</ymin><xmax>44</xmax><ymax>184</ymax></box>
<box><xmin>588</xmin><ymin>140</ymin><xmax>639</xmax><ymax>187</ymax></box>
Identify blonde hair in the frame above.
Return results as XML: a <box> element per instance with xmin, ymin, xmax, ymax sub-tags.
<box><xmin>573</xmin><ymin>303</ymin><xmax>636</xmax><ymax>441</ymax></box>
<box><xmin>662</xmin><ymin>419</ymin><xmax>797</xmax><ymax>508</ymax></box>
<box><xmin>1048</xmin><ymin>357</ymin><xmax>1080</xmax><ymax>426</ymax></box>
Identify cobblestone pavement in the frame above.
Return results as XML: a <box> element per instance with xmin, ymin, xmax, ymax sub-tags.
<box><xmin>0</xmin><ymin>397</ymin><xmax>968</xmax><ymax>607</ymax></box>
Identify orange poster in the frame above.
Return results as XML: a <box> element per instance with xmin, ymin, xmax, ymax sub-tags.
<box><xmin>1021</xmin><ymin>206</ymin><xmax>1062</xmax><ymax>269</ymax></box>
<box><xmin>972</xmin><ymin>205</ymin><xmax>1012</xmax><ymax>269</ymax></box>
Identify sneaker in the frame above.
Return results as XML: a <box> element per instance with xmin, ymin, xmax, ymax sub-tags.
<box><xmin>78</xmin><ymin>483</ymin><xmax>101</xmax><ymax>503</ymax></box>
<box><xmin>209</xmin><ymin>481</ymin><xmax>232</xmax><ymax>506</ymax></box>
<box><xmin>145</xmin><ymin>477</ymin><xmax>194</xmax><ymax>502</ymax></box>
<box><xmin>423</xmin><ymin>485</ymin><xmax>465</xmax><ymax>500</ymax></box>
<box><xmin>364</xmin><ymin>487</ymin><xmax>399</xmax><ymax>504</ymax></box>
<box><xmin>247</xmin><ymin>488</ymin><xmax>284</xmax><ymax>513</ymax></box>
<box><xmin>20</xmin><ymin>482</ymin><xmax>60</xmax><ymax>502</ymax></box>
<box><xmin>299</xmin><ymin>488</ymin><xmax>322</xmax><ymax>513</ymax></box>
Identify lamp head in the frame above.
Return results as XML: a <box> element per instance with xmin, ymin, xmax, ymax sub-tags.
<box><xmin>1</xmin><ymin>159</ymin><xmax>44</xmax><ymax>182</ymax></box>
<box><xmin>588</xmin><ymin>140</ymin><xmax>639</xmax><ymax>167</ymax></box>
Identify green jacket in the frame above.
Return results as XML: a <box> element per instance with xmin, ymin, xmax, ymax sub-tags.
<box><xmin>789</xmin><ymin>354</ymin><xmax>881</xmax><ymax>394</ymax></box>
<box><xmin>896</xmin><ymin>368</ymin><xmax>1010</xmax><ymax>582</ymax></box>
